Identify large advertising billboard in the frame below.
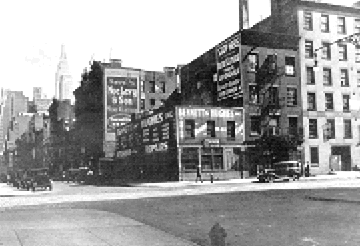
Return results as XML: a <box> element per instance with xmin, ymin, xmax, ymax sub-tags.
<box><xmin>216</xmin><ymin>33</ymin><xmax>242</xmax><ymax>101</ymax></box>
<box><xmin>106</xmin><ymin>76</ymin><xmax>138</xmax><ymax>134</ymax></box>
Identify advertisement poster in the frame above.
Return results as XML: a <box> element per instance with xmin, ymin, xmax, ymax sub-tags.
<box><xmin>107</xmin><ymin>76</ymin><xmax>138</xmax><ymax>134</ymax></box>
<box><xmin>216</xmin><ymin>33</ymin><xmax>242</xmax><ymax>101</ymax></box>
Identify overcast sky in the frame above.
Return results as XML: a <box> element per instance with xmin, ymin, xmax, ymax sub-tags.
<box><xmin>0</xmin><ymin>0</ymin><xmax>357</xmax><ymax>99</ymax></box>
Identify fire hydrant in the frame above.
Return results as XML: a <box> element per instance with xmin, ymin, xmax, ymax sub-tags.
<box><xmin>209</xmin><ymin>222</ymin><xmax>227</xmax><ymax>246</ymax></box>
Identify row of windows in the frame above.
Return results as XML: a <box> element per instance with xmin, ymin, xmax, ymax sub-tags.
<box><xmin>307</xmin><ymin>92</ymin><xmax>353</xmax><ymax>111</ymax></box>
<box><xmin>141</xmin><ymin>81</ymin><xmax>167</xmax><ymax>93</ymax></box>
<box><xmin>303</xmin><ymin>12</ymin><xmax>360</xmax><ymax>34</ymax></box>
<box><xmin>247</xmin><ymin>53</ymin><xmax>296</xmax><ymax>76</ymax></box>
<box><xmin>140</xmin><ymin>99</ymin><xmax>166</xmax><ymax>109</ymax></box>
<box><xmin>249</xmin><ymin>86</ymin><xmax>298</xmax><ymax>106</ymax></box>
<box><xmin>306</xmin><ymin>67</ymin><xmax>360</xmax><ymax>87</ymax></box>
<box><xmin>184</xmin><ymin>120</ymin><xmax>236</xmax><ymax>139</ymax></box>
<box><xmin>308</xmin><ymin>118</ymin><xmax>353</xmax><ymax>139</ymax></box>
<box><xmin>305</xmin><ymin>40</ymin><xmax>360</xmax><ymax>62</ymax></box>
<box><xmin>250</xmin><ymin>116</ymin><xmax>298</xmax><ymax>136</ymax></box>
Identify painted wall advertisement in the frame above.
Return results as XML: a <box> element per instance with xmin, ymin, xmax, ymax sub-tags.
<box><xmin>106</xmin><ymin>76</ymin><xmax>138</xmax><ymax>134</ymax></box>
<box><xmin>216</xmin><ymin>33</ymin><xmax>242</xmax><ymax>101</ymax></box>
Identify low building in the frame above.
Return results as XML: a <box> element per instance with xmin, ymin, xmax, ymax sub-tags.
<box><xmin>111</xmin><ymin>106</ymin><xmax>244</xmax><ymax>182</ymax></box>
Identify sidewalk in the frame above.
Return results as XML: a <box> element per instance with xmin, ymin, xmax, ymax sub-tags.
<box><xmin>128</xmin><ymin>171</ymin><xmax>360</xmax><ymax>188</ymax></box>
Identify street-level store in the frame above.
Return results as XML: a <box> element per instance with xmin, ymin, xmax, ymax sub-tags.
<box><xmin>115</xmin><ymin>105</ymin><xmax>246</xmax><ymax>182</ymax></box>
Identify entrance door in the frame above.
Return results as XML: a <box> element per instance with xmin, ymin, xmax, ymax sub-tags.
<box><xmin>331</xmin><ymin>146</ymin><xmax>351</xmax><ymax>171</ymax></box>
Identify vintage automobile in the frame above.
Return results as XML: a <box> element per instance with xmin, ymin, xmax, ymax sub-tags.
<box><xmin>28</xmin><ymin>175</ymin><xmax>53</xmax><ymax>191</ymax></box>
<box><xmin>258</xmin><ymin>161</ymin><xmax>301</xmax><ymax>183</ymax></box>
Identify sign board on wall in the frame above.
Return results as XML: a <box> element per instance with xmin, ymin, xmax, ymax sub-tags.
<box><xmin>216</xmin><ymin>33</ymin><xmax>242</xmax><ymax>101</ymax></box>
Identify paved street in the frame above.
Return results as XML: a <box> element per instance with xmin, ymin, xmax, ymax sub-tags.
<box><xmin>1</xmin><ymin>176</ymin><xmax>360</xmax><ymax>246</ymax></box>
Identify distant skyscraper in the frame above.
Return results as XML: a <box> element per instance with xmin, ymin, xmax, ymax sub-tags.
<box><xmin>55</xmin><ymin>45</ymin><xmax>73</xmax><ymax>102</ymax></box>
<box><xmin>33</xmin><ymin>87</ymin><xmax>42</xmax><ymax>100</ymax></box>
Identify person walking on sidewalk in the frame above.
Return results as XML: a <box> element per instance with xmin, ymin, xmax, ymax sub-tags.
<box><xmin>196</xmin><ymin>166</ymin><xmax>203</xmax><ymax>183</ymax></box>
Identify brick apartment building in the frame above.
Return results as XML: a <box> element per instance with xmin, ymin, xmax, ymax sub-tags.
<box><xmin>253</xmin><ymin>0</ymin><xmax>360</xmax><ymax>174</ymax></box>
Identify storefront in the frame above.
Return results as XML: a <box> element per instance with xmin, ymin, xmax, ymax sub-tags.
<box><xmin>115</xmin><ymin>105</ymin><xmax>245</xmax><ymax>182</ymax></box>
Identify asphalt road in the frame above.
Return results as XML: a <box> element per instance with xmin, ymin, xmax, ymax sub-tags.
<box><xmin>2</xmin><ymin>179</ymin><xmax>360</xmax><ymax>246</ymax></box>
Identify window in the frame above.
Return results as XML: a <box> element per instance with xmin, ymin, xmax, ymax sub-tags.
<box><xmin>358</xmin><ymin>70</ymin><xmax>360</xmax><ymax>87</ymax></box>
<box><xmin>149</xmin><ymin>81</ymin><xmax>155</xmax><ymax>93</ymax></box>
<box><xmin>227</xmin><ymin>121</ymin><xmax>235</xmax><ymax>139</ymax></box>
<box><xmin>249</xmin><ymin>85</ymin><xmax>259</xmax><ymax>104</ymax></box>
<box><xmin>150</xmin><ymin>99</ymin><xmax>156</xmax><ymax>106</ymax></box>
<box><xmin>337</xmin><ymin>16</ymin><xmax>346</xmax><ymax>34</ymax></box>
<box><xmin>248</xmin><ymin>53</ymin><xmax>259</xmax><ymax>72</ymax></box>
<box><xmin>321</xmin><ymin>14</ymin><xmax>330</xmax><ymax>32</ymax></box>
<box><xmin>206</xmin><ymin>121</ymin><xmax>215</xmax><ymax>137</ymax></box>
<box><xmin>356</xmin><ymin>45</ymin><xmax>360</xmax><ymax>63</ymax></box>
<box><xmin>141</xmin><ymin>99</ymin><xmax>145</xmax><ymax>110</ymax></box>
<box><xmin>327</xmin><ymin>119</ymin><xmax>335</xmax><ymax>139</ymax></box>
<box><xmin>338</xmin><ymin>44</ymin><xmax>347</xmax><ymax>61</ymax></box>
<box><xmin>159</xmin><ymin>82</ymin><xmax>166</xmax><ymax>93</ymax></box>
<box><xmin>340</xmin><ymin>69</ymin><xmax>349</xmax><ymax>87</ymax></box>
<box><xmin>305</xmin><ymin>40</ymin><xmax>314</xmax><ymax>58</ymax></box>
<box><xmin>285</xmin><ymin>56</ymin><xmax>295</xmax><ymax>76</ymax></box>
<box><xmin>141</xmin><ymin>81</ymin><xmax>145</xmax><ymax>92</ymax></box>
<box><xmin>343</xmin><ymin>94</ymin><xmax>350</xmax><ymax>112</ymax></box>
<box><xmin>160</xmin><ymin>99</ymin><xmax>166</xmax><ymax>106</ymax></box>
<box><xmin>321</xmin><ymin>42</ymin><xmax>331</xmax><ymax>60</ymax></box>
<box><xmin>303</xmin><ymin>11</ymin><xmax>313</xmax><ymax>30</ymax></box>
<box><xmin>250</xmin><ymin>116</ymin><xmax>261</xmax><ymax>135</ymax></box>
<box><xmin>268</xmin><ymin>87</ymin><xmax>278</xmax><ymax>105</ymax></box>
<box><xmin>310</xmin><ymin>147</ymin><xmax>319</xmax><ymax>165</ymax></box>
<box><xmin>355</xmin><ymin>19</ymin><xmax>360</xmax><ymax>34</ymax></box>
<box><xmin>309</xmin><ymin>119</ymin><xmax>318</xmax><ymax>139</ymax></box>
<box><xmin>323</xmin><ymin>68</ymin><xmax>332</xmax><ymax>86</ymax></box>
<box><xmin>288</xmin><ymin>117</ymin><xmax>298</xmax><ymax>136</ymax></box>
<box><xmin>325</xmin><ymin>93</ymin><xmax>334</xmax><ymax>111</ymax></box>
<box><xmin>287</xmin><ymin>87</ymin><xmax>297</xmax><ymax>106</ymax></box>
<box><xmin>181</xmin><ymin>147</ymin><xmax>199</xmax><ymax>170</ymax></box>
<box><xmin>344</xmin><ymin>119</ymin><xmax>352</xmax><ymax>139</ymax></box>
<box><xmin>184</xmin><ymin>119</ymin><xmax>195</xmax><ymax>138</ymax></box>
<box><xmin>307</xmin><ymin>93</ymin><xmax>316</xmax><ymax>111</ymax></box>
<box><xmin>306</xmin><ymin>66</ymin><xmax>315</xmax><ymax>84</ymax></box>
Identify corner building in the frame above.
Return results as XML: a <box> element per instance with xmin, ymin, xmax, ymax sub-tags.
<box><xmin>253</xmin><ymin>1</ymin><xmax>360</xmax><ymax>173</ymax></box>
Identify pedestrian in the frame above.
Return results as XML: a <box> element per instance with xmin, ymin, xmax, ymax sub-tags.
<box><xmin>196</xmin><ymin>166</ymin><xmax>203</xmax><ymax>183</ymax></box>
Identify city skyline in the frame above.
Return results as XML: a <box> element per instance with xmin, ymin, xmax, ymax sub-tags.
<box><xmin>0</xmin><ymin>0</ymin><xmax>357</xmax><ymax>99</ymax></box>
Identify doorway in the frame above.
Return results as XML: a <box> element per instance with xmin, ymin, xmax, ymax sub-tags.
<box><xmin>331</xmin><ymin>146</ymin><xmax>351</xmax><ymax>171</ymax></box>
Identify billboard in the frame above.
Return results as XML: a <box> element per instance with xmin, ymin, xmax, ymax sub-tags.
<box><xmin>216</xmin><ymin>33</ymin><xmax>242</xmax><ymax>101</ymax></box>
<box><xmin>106</xmin><ymin>76</ymin><xmax>138</xmax><ymax>134</ymax></box>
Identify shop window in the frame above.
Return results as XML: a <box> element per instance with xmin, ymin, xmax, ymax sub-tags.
<box><xmin>321</xmin><ymin>14</ymin><xmax>330</xmax><ymax>32</ymax></box>
<box><xmin>201</xmin><ymin>147</ymin><xmax>223</xmax><ymax>170</ymax></box>
<box><xmin>323</xmin><ymin>68</ymin><xmax>332</xmax><ymax>86</ymax></box>
<box><xmin>344</xmin><ymin>119</ymin><xmax>352</xmax><ymax>139</ymax></box>
<box><xmin>309</xmin><ymin>119</ymin><xmax>318</xmax><ymax>139</ymax></box>
<box><xmin>303</xmin><ymin>11</ymin><xmax>313</xmax><ymax>30</ymax></box>
<box><xmin>285</xmin><ymin>57</ymin><xmax>295</xmax><ymax>76</ymax></box>
<box><xmin>227</xmin><ymin>121</ymin><xmax>235</xmax><ymax>139</ymax></box>
<box><xmin>337</xmin><ymin>16</ymin><xmax>346</xmax><ymax>34</ymax></box>
<box><xmin>310</xmin><ymin>147</ymin><xmax>319</xmax><ymax>165</ymax></box>
<box><xmin>343</xmin><ymin>94</ymin><xmax>350</xmax><ymax>112</ymax></box>
<box><xmin>185</xmin><ymin>119</ymin><xmax>195</xmax><ymax>139</ymax></box>
<box><xmin>325</xmin><ymin>93</ymin><xmax>334</xmax><ymax>111</ymax></box>
<box><xmin>207</xmin><ymin>121</ymin><xmax>216</xmax><ymax>137</ymax></box>
<box><xmin>181</xmin><ymin>147</ymin><xmax>199</xmax><ymax>170</ymax></box>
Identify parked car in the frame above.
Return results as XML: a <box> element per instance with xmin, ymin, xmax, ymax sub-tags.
<box><xmin>28</xmin><ymin>175</ymin><xmax>53</xmax><ymax>191</ymax></box>
<box><xmin>258</xmin><ymin>168</ymin><xmax>277</xmax><ymax>183</ymax></box>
